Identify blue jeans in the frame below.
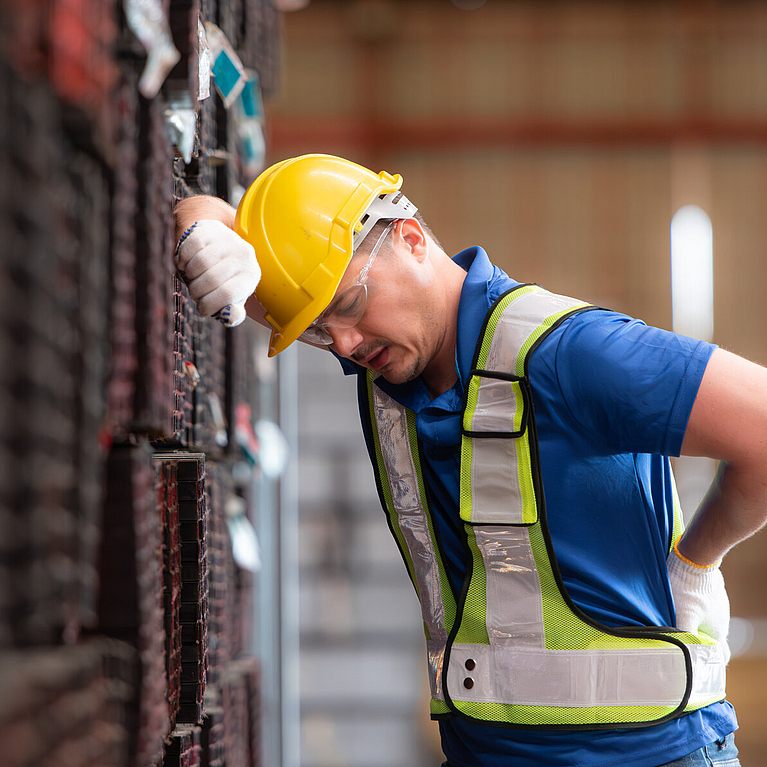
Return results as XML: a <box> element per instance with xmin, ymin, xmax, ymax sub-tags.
<box><xmin>658</xmin><ymin>733</ymin><xmax>740</xmax><ymax>766</ymax></box>
<box><xmin>440</xmin><ymin>733</ymin><xmax>741</xmax><ymax>767</ymax></box>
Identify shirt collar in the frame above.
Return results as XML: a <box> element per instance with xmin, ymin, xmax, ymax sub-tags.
<box><xmin>453</xmin><ymin>246</ymin><xmax>497</xmax><ymax>391</ymax></box>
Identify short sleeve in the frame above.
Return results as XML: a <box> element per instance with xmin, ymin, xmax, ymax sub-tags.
<box><xmin>545</xmin><ymin>310</ymin><xmax>716</xmax><ymax>456</ymax></box>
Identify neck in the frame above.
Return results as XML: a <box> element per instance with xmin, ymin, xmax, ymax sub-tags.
<box><xmin>421</xmin><ymin>257</ymin><xmax>467</xmax><ymax>399</ymax></box>
<box><xmin>422</xmin><ymin>340</ymin><xmax>457</xmax><ymax>399</ymax></box>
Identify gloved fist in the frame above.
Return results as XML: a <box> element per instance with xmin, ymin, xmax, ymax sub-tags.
<box><xmin>175</xmin><ymin>219</ymin><xmax>261</xmax><ymax>327</ymax></box>
<box><xmin>667</xmin><ymin>544</ymin><xmax>731</xmax><ymax>665</ymax></box>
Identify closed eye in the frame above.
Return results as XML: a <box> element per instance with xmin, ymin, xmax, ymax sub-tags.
<box><xmin>333</xmin><ymin>293</ymin><xmax>364</xmax><ymax>317</ymax></box>
<box><xmin>324</xmin><ymin>285</ymin><xmax>366</xmax><ymax>321</ymax></box>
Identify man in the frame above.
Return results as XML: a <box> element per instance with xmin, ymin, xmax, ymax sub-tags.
<box><xmin>174</xmin><ymin>154</ymin><xmax>767</xmax><ymax>767</ymax></box>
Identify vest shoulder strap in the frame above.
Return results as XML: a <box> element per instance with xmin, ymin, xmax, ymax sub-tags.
<box><xmin>459</xmin><ymin>284</ymin><xmax>594</xmax><ymax>525</ymax></box>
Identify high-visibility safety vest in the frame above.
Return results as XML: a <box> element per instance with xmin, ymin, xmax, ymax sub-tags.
<box><xmin>360</xmin><ymin>284</ymin><xmax>727</xmax><ymax>729</ymax></box>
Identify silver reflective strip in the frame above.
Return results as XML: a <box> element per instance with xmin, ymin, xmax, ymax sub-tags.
<box><xmin>469</xmin><ymin>378</ymin><xmax>522</xmax><ymax>433</ymax></box>
<box><xmin>474</xmin><ymin>526</ymin><xmax>544</xmax><ymax>647</ymax></box>
<box><xmin>483</xmin><ymin>289</ymin><xmax>588</xmax><ymax>374</ymax></box>
<box><xmin>470</xmin><ymin>437</ymin><xmax>525</xmax><ymax>523</ymax></box>
<box><xmin>688</xmin><ymin>643</ymin><xmax>728</xmax><ymax>707</ymax></box>
<box><xmin>427</xmin><ymin>639</ymin><xmax>447</xmax><ymax>702</ymax></box>
<box><xmin>447</xmin><ymin>643</ymin><xmax>688</xmax><ymax>707</ymax></box>
<box><xmin>372</xmin><ymin>385</ymin><xmax>447</xmax><ymax>700</ymax></box>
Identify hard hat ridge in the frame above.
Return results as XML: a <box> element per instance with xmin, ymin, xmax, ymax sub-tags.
<box><xmin>234</xmin><ymin>154</ymin><xmax>417</xmax><ymax>357</ymax></box>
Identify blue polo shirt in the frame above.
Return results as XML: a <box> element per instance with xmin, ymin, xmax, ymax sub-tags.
<box><xmin>337</xmin><ymin>246</ymin><xmax>737</xmax><ymax>767</ymax></box>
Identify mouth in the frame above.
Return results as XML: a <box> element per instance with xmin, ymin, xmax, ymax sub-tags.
<box><xmin>364</xmin><ymin>346</ymin><xmax>390</xmax><ymax>371</ymax></box>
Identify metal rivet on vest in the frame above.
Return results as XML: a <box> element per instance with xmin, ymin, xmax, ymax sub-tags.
<box><xmin>463</xmin><ymin>677</ymin><xmax>474</xmax><ymax>690</ymax></box>
<box><xmin>465</xmin><ymin>659</ymin><xmax>476</xmax><ymax>671</ymax></box>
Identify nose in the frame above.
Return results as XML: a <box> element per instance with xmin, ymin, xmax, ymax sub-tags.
<box><xmin>328</xmin><ymin>325</ymin><xmax>363</xmax><ymax>358</ymax></box>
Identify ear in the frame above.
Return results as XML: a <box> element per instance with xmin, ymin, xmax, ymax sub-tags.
<box><xmin>396</xmin><ymin>217</ymin><xmax>429</xmax><ymax>262</ymax></box>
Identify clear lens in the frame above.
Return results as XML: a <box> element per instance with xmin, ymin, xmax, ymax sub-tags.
<box><xmin>298</xmin><ymin>324</ymin><xmax>334</xmax><ymax>345</ymax></box>
<box><xmin>323</xmin><ymin>284</ymin><xmax>375</xmax><ymax>328</ymax></box>
<box><xmin>298</xmin><ymin>220</ymin><xmax>393</xmax><ymax>347</ymax></box>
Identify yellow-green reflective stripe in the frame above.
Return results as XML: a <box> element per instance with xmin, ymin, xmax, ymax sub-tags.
<box><xmin>466</xmin><ymin>286</ymin><xmax>588</xmax><ymax>526</ymax></box>
<box><xmin>450</xmin><ymin>700</ymin><xmax>679</xmax><ymax>726</ymax></box>
<box><xmin>366</xmin><ymin>373</ymin><xmax>420</xmax><ymax>597</ymax></box>
<box><xmin>517</xmin><ymin>430</ymin><xmax>537</xmax><ymax>524</ymax></box>
<box><xmin>462</xmin><ymin>375</ymin><xmax>481</xmax><ymax>433</ymax></box>
<box><xmin>453</xmin><ymin>522</ymin><xmax>490</xmax><ymax>646</ymax></box>
<box><xmin>459</xmin><ymin>434</ymin><xmax>473</xmax><ymax>522</ymax></box>
<box><xmin>511</xmin><ymin>381</ymin><xmax>536</xmax><ymax>525</ymax></box>
<box><xmin>460</xmin><ymin>372</ymin><xmax>482</xmax><ymax>523</ymax></box>
<box><xmin>512</xmin><ymin>381</ymin><xmax>524</xmax><ymax>432</ymax></box>
<box><xmin>474</xmin><ymin>284</ymin><xmax>589</xmax><ymax>376</ymax></box>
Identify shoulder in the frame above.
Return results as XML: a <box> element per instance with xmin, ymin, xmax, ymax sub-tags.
<box><xmin>537</xmin><ymin>306</ymin><xmax>713</xmax><ymax>378</ymax></box>
<box><xmin>528</xmin><ymin>305</ymin><xmax>717</xmax><ymax>455</ymax></box>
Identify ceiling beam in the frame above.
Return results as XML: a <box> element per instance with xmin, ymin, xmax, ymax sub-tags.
<box><xmin>267</xmin><ymin>114</ymin><xmax>767</xmax><ymax>153</ymax></box>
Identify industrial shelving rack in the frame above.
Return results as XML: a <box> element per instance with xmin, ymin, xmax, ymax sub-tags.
<box><xmin>0</xmin><ymin>2</ymin><xmax>281</xmax><ymax>765</ymax></box>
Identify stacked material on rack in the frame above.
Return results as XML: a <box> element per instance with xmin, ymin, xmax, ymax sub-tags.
<box><xmin>1</xmin><ymin>1</ymin><xmax>280</xmax><ymax>765</ymax></box>
<box><xmin>201</xmin><ymin>706</ymin><xmax>226</xmax><ymax>767</ymax></box>
<box><xmin>0</xmin><ymin>640</ymin><xmax>136</xmax><ymax>767</ymax></box>
<box><xmin>156</xmin><ymin>458</ymin><xmax>183</xmax><ymax>730</ymax></box>
<box><xmin>99</xmin><ymin>444</ymin><xmax>169</xmax><ymax>767</ymax></box>
<box><xmin>135</xmin><ymin>94</ymin><xmax>177</xmax><ymax>438</ymax></box>
<box><xmin>175</xmin><ymin>454</ymin><xmax>210</xmax><ymax>725</ymax></box>
<box><xmin>164</xmin><ymin>724</ymin><xmax>203</xmax><ymax>767</ymax></box>
<box><xmin>0</xmin><ymin>60</ymin><xmax>110</xmax><ymax>648</ymax></box>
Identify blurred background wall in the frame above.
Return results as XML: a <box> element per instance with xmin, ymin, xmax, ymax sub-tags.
<box><xmin>275</xmin><ymin>2</ymin><xmax>767</xmax><ymax>766</ymax></box>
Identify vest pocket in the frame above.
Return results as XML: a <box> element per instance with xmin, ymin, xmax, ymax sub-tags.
<box><xmin>460</xmin><ymin>372</ymin><xmax>538</xmax><ymax>525</ymax></box>
<box><xmin>462</xmin><ymin>370</ymin><xmax>529</xmax><ymax>438</ymax></box>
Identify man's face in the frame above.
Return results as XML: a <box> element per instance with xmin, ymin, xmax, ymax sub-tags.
<box><xmin>326</xmin><ymin>220</ymin><xmax>446</xmax><ymax>385</ymax></box>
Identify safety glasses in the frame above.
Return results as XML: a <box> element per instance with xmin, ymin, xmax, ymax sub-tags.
<box><xmin>299</xmin><ymin>220</ymin><xmax>396</xmax><ymax>346</ymax></box>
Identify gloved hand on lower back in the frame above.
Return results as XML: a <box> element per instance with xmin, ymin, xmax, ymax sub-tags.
<box><xmin>667</xmin><ymin>543</ymin><xmax>731</xmax><ymax>665</ymax></box>
<box><xmin>175</xmin><ymin>219</ymin><xmax>261</xmax><ymax>327</ymax></box>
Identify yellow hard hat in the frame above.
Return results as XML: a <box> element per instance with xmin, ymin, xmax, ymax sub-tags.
<box><xmin>234</xmin><ymin>154</ymin><xmax>416</xmax><ymax>356</ymax></box>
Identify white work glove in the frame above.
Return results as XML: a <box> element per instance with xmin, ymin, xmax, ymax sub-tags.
<box><xmin>175</xmin><ymin>219</ymin><xmax>261</xmax><ymax>327</ymax></box>
<box><xmin>667</xmin><ymin>543</ymin><xmax>731</xmax><ymax>665</ymax></box>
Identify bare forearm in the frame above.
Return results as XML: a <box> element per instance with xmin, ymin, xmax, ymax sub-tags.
<box><xmin>678</xmin><ymin>459</ymin><xmax>767</xmax><ymax>565</ymax></box>
<box><xmin>679</xmin><ymin>348</ymin><xmax>767</xmax><ymax>565</ymax></box>
<box><xmin>173</xmin><ymin>195</ymin><xmax>236</xmax><ymax>243</ymax></box>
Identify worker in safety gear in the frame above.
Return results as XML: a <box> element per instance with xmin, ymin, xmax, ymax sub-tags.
<box><xmin>173</xmin><ymin>154</ymin><xmax>766</xmax><ymax>767</ymax></box>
